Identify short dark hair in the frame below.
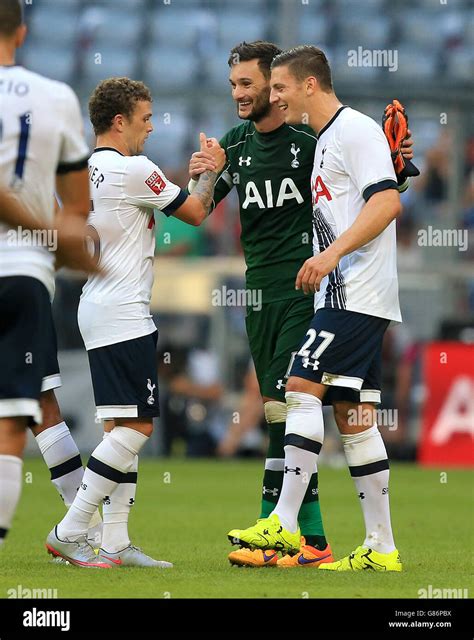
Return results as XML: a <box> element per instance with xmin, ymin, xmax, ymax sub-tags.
<box><xmin>0</xmin><ymin>0</ymin><xmax>23</xmax><ymax>37</ymax></box>
<box><xmin>228</xmin><ymin>40</ymin><xmax>282</xmax><ymax>79</ymax></box>
<box><xmin>89</xmin><ymin>77</ymin><xmax>152</xmax><ymax>136</ymax></box>
<box><xmin>271</xmin><ymin>45</ymin><xmax>333</xmax><ymax>92</ymax></box>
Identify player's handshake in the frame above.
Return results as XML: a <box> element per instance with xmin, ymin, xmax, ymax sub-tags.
<box><xmin>189</xmin><ymin>132</ymin><xmax>226</xmax><ymax>178</ymax></box>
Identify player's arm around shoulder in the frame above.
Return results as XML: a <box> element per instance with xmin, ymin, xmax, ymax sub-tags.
<box><xmin>332</xmin><ymin>115</ymin><xmax>402</xmax><ymax>252</ymax></box>
<box><xmin>296</xmin><ymin>115</ymin><xmax>402</xmax><ymax>295</ymax></box>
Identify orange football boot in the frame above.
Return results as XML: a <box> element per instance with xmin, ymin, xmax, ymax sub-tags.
<box><xmin>277</xmin><ymin>537</ymin><xmax>334</xmax><ymax>567</ymax></box>
<box><xmin>228</xmin><ymin>547</ymin><xmax>278</xmax><ymax>567</ymax></box>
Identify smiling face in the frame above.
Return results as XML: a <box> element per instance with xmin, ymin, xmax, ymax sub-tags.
<box><xmin>229</xmin><ymin>59</ymin><xmax>272</xmax><ymax>123</ymax></box>
<box><xmin>269</xmin><ymin>65</ymin><xmax>307</xmax><ymax>125</ymax></box>
<box><xmin>123</xmin><ymin>100</ymin><xmax>153</xmax><ymax>155</ymax></box>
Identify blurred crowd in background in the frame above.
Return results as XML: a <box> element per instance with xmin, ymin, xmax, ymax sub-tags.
<box><xmin>17</xmin><ymin>0</ymin><xmax>473</xmax><ymax>461</ymax></box>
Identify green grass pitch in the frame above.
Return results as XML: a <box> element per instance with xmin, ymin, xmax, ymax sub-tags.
<box><xmin>0</xmin><ymin>458</ymin><xmax>472</xmax><ymax>599</ymax></box>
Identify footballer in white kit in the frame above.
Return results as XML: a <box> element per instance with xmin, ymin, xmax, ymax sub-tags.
<box><xmin>47</xmin><ymin>77</ymin><xmax>225</xmax><ymax>568</ymax></box>
<box><xmin>229</xmin><ymin>46</ymin><xmax>411</xmax><ymax>573</ymax></box>
<box><xmin>290</xmin><ymin>104</ymin><xmax>401</xmax><ymax>404</ymax></box>
<box><xmin>0</xmin><ymin>62</ymin><xmax>89</xmax><ymax>423</ymax></box>
<box><xmin>0</xmin><ymin>0</ymin><xmax>102</xmax><ymax>554</ymax></box>
<box><xmin>79</xmin><ymin>148</ymin><xmax>187</xmax><ymax>419</ymax></box>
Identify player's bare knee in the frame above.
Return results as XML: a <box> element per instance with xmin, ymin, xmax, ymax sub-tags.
<box><xmin>285</xmin><ymin>377</ymin><xmax>307</xmax><ymax>393</ymax></box>
<box><xmin>118</xmin><ymin>420</ymin><xmax>154</xmax><ymax>438</ymax></box>
<box><xmin>139</xmin><ymin>422</ymin><xmax>154</xmax><ymax>438</ymax></box>
<box><xmin>38</xmin><ymin>390</ymin><xmax>62</xmax><ymax>431</ymax></box>
<box><xmin>0</xmin><ymin>418</ymin><xmax>28</xmax><ymax>456</ymax></box>
<box><xmin>334</xmin><ymin>410</ymin><xmax>350</xmax><ymax>432</ymax></box>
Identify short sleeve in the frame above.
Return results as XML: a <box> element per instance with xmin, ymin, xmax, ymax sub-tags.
<box><xmin>124</xmin><ymin>157</ymin><xmax>187</xmax><ymax>216</ymax></box>
<box><xmin>340</xmin><ymin>116</ymin><xmax>397</xmax><ymax>202</ymax></box>
<box><xmin>56</xmin><ymin>84</ymin><xmax>90</xmax><ymax>174</ymax></box>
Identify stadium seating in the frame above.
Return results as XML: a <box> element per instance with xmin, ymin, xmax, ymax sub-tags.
<box><xmin>447</xmin><ymin>49</ymin><xmax>474</xmax><ymax>82</ymax></box>
<box><xmin>143</xmin><ymin>47</ymin><xmax>198</xmax><ymax>91</ymax></box>
<box><xmin>297</xmin><ymin>13</ymin><xmax>329</xmax><ymax>46</ymax></box>
<box><xmin>81</xmin><ymin>46</ymin><xmax>139</xmax><ymax>85</ymax></box>
<box><xmin>21</xmin><ymin>44</ymin><xmax>76</xmax><ymax>84</ymax></box>
<box><xmin>18</xmin><ymin>0</ymin><xmax>471</xmax><ymax>172</ymax></box>
<box><xmin>393</xmin><ymin>46</ymin><xmax>438</xmax><ymax>80</ymax></box>
<box><xmin>398</xmin><ymin>9</ymin><xmax>445</xmax><ymax>50</ymax></box>
<box><xmin>215</xmin><ymin>10</ymin><xmax>269</xmax><ymax>47</ymax></box>
<box><xmin>90</xmin><ymin>9</ymin><xmax>145</xmax><ymax>48</ymax></box>
<box><xmin>27</xmin><ymin>4</ymin><xmax>79</xmax><ymax>47</ymax></box>
<box><xmin>149</xmin><ymin>7</ymin><xmax>216</xmax><ymax>48</ymax></box>
<box><xmin>339</xmin><ymin>14</ymin><xmax>391</xmax><ymax>49</ymax></box>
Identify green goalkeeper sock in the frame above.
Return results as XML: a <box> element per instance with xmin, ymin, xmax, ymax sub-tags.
<box><xmin>260</xmin><ymin>422</ymin><xmax>285</xmax><ymax>518</ymax></box>
<box><xmin>298</xmin><ymin>471</ymin><xmax>327</xmax><ymax>550</ymax></box>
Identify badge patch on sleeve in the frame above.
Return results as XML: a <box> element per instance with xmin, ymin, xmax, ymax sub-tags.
<box><xmin>145</xmin><ymin>171</ymin><xmax>166</xmax><ymax>195</ymax></box>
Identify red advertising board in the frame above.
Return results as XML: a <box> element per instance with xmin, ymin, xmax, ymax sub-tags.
<box><xmin>419</xmin><ymin>342</ymin><xmax>474</xmax><ymax>466</ymax></box>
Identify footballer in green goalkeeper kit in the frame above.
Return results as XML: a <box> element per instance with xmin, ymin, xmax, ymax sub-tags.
<box><xmin>188</xmin><ymin>41</ymin><xmax>413</xmax><ymax>568</ymax></box>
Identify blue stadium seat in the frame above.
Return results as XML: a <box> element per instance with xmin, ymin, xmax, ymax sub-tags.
<box><xmin>339</xmin><ymin>14</ymin><xmax>391</xmax><ymax>49</ymax></box>
<box><xmin>143</xmin><ymin>47</ymin><xmax>197</xmax><ymax>91</ymax></box>
<box><xmin>27</xmin><ymin>5</ymin><xmax>79</xmax><ymax>46</ymax></box>
<box><xmin>85</xmin><ymin>8</ymin><xmax>144</xmax><ymax>48</ymax></box>
<box><xmin>399</xmin><ymin>9</ymin><xmax>445</xmax><ymax>50</ymax></box>
<box><xmin>149</xmin><ymin>7</ymin><xmax>215</xmax><ymax>48</ymax></box>
<box><xmin>216</xmin><ymin>10</ymin><xmax>269</xmax><ymax>46</ymax></box>
<box><xmin>394</xmin><ymin>46</ymin><xmax>437</xmax><ymax>80</ymax></box>
<box><xmin>144</xmin><ymin>104</ymin><xmax>190</xmax><ymax>170</ymax></box>
<box><xmin>82</xmin><ymin>47</ymin><xmax>139</xmax><ymax>85</ymax></box>
<box><xmin>447</xmin><ymin>49</ymin><xmax>474</xmax><ymax>82</ymax></box>
<box><xmin>297</xmin><ymin>14</ymin><xmax>328</xmax><ymax>45</ymax></box>
<box><xmin>197</xmin><ymin>105</ymin><xmax>234</xmax><ymax>142</ymax></box>
<box><xmin>205</xmin><ymin>50</ymin><xmax>234</xmax><ymax>89</ymax></box>
<box><xmin>336</xmin><ymin>0</ymin><xmax>386</xmax><ymax>10</ymax></box>
<box><xmin>20</xmin><ymin>44</ymin><xmax>76</xmax><ymax>84</ymax></box>
<box><xmin>332</xmin><ymin>45</ymin><xmax>380</xmax><ymax>82</ymax></box>
<box><xmin>110</xmin><ymin>0</ymin><xmax>146</xmax><ymax>7</ymax></box>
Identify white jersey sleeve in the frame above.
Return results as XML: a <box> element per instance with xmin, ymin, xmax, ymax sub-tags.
<box><xmin>340</xmin><ymin>115</ymin><xmax>397</xmax><ymax>202</ymax></box>
<box><xmin>123</xmin><ymin>156</ymin><xmax>188</xmax><ymax>215</ymax></box>
<box><xmin>56</xmin><ymin>84</ymin><xmax>90</xmax><ymax>172</ymax></box>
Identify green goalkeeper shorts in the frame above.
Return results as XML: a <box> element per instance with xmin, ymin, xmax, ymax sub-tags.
<box><xmin>245</xmin><ymin>294</ymin><xmax>314</xmax><ymax>402</ymax></box>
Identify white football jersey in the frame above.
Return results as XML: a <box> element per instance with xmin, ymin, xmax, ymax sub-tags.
<box><xmin>78</xmin><ymin>148</ymin><xmax>187</xmax><ymax>350</ymax></box>
<box><xmin>311</xmin><ymin>106</ymin><xmax>401</xmax><ymax>322</ymax></box>
<box><xmin>0</xmin><ymin>65</ymin><xmax>89</xmax><ymax>297</ymax></box>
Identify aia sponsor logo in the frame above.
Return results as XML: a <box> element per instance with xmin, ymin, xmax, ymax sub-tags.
<box><xmin>311</xmin><ymin>175</ymin><xmax>332</xmax><ymax>206</ymax></box>
<box><xmin>145</xmin><ymin>171</ymin><xmax>166</xmax><ymax>195</ymax></box>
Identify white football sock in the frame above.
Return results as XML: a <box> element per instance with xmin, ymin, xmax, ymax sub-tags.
<box><xmin>57</xmin><ymin>427</ymin><xmax>148</xmax><ymax>541</ymax></box>
<box><xmin>341</xmin><ymin>424</ymin><xmax>396</xmax><ymax>554</ymax></box>
<box><xmin>0</xmin><ymin>455</ymin><xmax>23</xmax><ymax>545</ymax></box>
<box><xmin>101</xmin><ymin>455</ymin><xmax>138</xmax><ymax>553</ymax></box>
<box><xmin>272</xmin><ymin>392</ymin><xmax>324</xmax><ymax>533</ymax></box>
<box><xmin>35</xmin><ymin>422</ymin><xmax>84</xmax><ymax>507</ymax></box>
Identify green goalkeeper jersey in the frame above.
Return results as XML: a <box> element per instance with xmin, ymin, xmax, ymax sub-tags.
<box><xmin>211</xmin><ymin>120</ymin><xmax>317</xmax><ymax>304</ymax></box>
